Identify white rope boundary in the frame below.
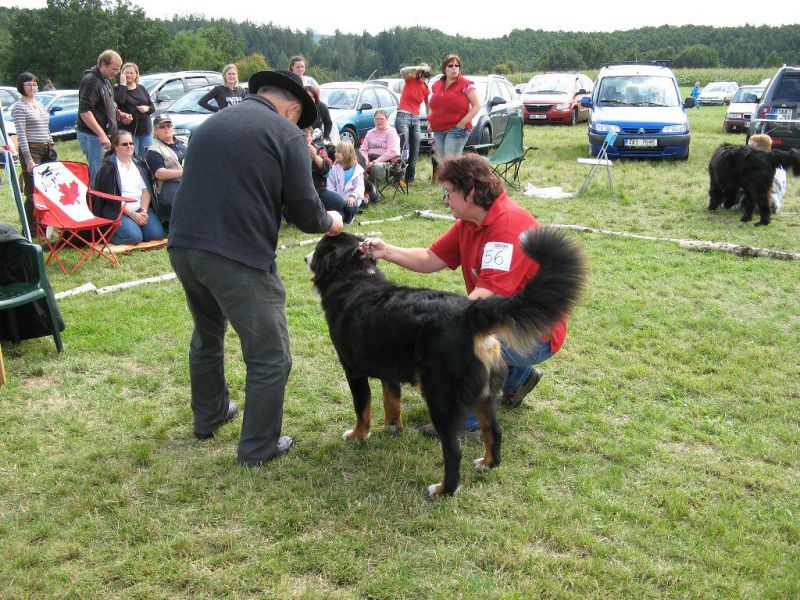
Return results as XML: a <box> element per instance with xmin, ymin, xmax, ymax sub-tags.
<box><xmin>53</xmin><ymin>214</ymin><xmax>800</xmax><ymax>300</ymax></box>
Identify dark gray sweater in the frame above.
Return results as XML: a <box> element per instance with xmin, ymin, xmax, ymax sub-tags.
<box><xmin>168</xmin><ymin>95</ymin><xmax>332</xmax><ymax>270</ymax></box>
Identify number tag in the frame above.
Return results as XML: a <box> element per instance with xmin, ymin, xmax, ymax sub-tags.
<box><xmin>481</xmin><ymin>242</ymin><xmax>513</xmax><ymax>272</ymax></box>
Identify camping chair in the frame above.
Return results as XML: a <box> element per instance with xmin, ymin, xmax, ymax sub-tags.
<box><xmin>479</xmin><ymin>116</ymin><xmax>536</xmax><ymax>191</ymax></box>
<box><xmin>376</xmin><ymin>131</ymin><xmax>409</xmax><ymax>200</ymax></box>
<box><xmin>577</xmin><ymin>131</ymin><xmax>617</xmax><ymax>194</ymax></box>
<box><xmin>0</xmin><ymin>233</ymin><xmax>63</xmax><ymax>353</ymax></box>
<box><xmin>32</xmin><ymin>161</ymin><xmax>134</xmax><ymax>274</ymax></box>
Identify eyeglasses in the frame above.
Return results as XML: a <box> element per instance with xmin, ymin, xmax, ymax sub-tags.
<box><xmin>157</xmin><ymin>123</ymin><xmax>173</xmax><ymax>129</ymax></box>
<box><xmin>446</xmin><ymin>63</ymin><xmax>461</xmax><ymax>69</ymax></box>
<box><xmin>23</xmin><ymin>82</ymin><xmax>38</xmax><ymax>87</ymax></box>
<box><xmin>118</xmin><ymin>142</ymin><xmax>135</xmax><ymax>147</ymax></box>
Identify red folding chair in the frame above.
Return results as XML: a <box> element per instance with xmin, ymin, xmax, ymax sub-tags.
<box><xmin>32</xmin><ymin>161</ymin><xmax>134</xmax><ymax>274</ymax></box>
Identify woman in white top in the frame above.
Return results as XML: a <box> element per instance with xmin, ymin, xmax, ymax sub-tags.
<box><xmin>11</xmin><ymin>72</ymin><xmax>54</xmax><ymax>232</ymax></box>
<box><xmin>93</xmin><ymin>130</ymin><xmax>164</xmax><ymax>244</ymax></box>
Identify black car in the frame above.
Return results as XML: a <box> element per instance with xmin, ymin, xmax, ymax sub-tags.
<box><xmin>748</xmin><ymin>66</ymin><xmax>800</xmax><ymax>150</ymax></box>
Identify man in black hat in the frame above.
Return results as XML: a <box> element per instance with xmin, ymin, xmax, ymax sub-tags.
<box><xmin>168</xmin><ymin>70</ymin><xmax>343</xmax><ymax>466</ymax></box>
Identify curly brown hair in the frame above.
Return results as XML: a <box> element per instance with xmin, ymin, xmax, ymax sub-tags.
<box><xmin>437</xmin><ymin>154</ymin><xmax>504</xmax><ymax>209</ymax></box>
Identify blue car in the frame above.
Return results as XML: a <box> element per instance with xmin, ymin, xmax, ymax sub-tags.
<box><xmin>36</xmin><ymin>90</ymin><xmax>80</xmax><ymax>140</ymax></box>
<box><xmin>582</xmin><ymin>64</ymin><xmax>694</xmax><ymax>159</ymax></box>
<box><xmin>319</xmin><ymin>82</ymin><xmax>399</xmax><ymax>146</ymax></box>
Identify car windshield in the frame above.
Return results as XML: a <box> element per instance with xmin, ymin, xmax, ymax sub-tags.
<box><xmin>35</xmin><ymin>92</ymin><xmax>57</xmax><ymax>107</ymax></box>
<box><xmin>526</xmin><ymin>75</ymin><xmax>572</xmax><ymax>94</ymax></box>
<box><xmin>772</xmin><ymin>73</ymin><xmax>800</xmax><ymax>103</ymax></box>
<box><xmin>165</xmin><ymin>89</ymin><xmax>213</xmax><ymax>114</ymax></box>
<box><xmin>731</xmin><ymin>87</ymin><xmax>763</xmax><ymax>103</ymax></box>
<box><xmin>320</xmin><ymin>88</ymin><xmax>359</xmax><ymax>110</ymax></box>
<box><xmin>139</xmin><ymin>76</ymin><xmax>161</xmax><ymax>94</ymax></box>
<box><xmin>597</xmin><ymin>75</ymin><xmax>679</xmax><ymax>107</ymax></box>
<box><xmin>704</xmin><ymin>83</ymin><xmax>729</xmax><ymax>93</ymax></box>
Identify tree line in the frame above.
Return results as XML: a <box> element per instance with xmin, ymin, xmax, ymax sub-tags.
<box><xmin>1</xmin><ymin>0</ymin><xmax>799</xmax><ymax>88</ymax></box>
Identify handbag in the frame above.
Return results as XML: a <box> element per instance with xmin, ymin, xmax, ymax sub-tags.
<box><xmin>43</xmin><ymin>146</ymin><xmax>58</xmax><ymax>163</ymax></box>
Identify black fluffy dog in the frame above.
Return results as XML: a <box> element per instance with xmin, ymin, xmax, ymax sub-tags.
<box><xmin>307</xmin><ymin>228</ymin><xmax>587</xmax><ymax>497</ymax></box>
<box><xmin>708</xmin><ymin>143</ymin><xmax>800</xmax><ymax>225</ymax></box>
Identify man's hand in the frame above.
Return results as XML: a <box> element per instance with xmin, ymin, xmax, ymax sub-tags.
<box><xmin>325</xmin><ymin>211</ymin><xmax>343</xmax><ymax>236</ymax></box>
<box><xmin>99</xmin><ymin>133</ymin><xmax>111</xmax><ymax>150</ymax></box>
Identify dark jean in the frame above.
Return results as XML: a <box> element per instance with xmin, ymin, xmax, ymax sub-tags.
<box><xmin>394</xmin><ymin>111</ymin><xmax>421</xmax><ymax>181</ymax></box>
<box><xmin>169</xmin><ymin>247</ymin><xmax>292</xmax><ymax>464</ymax></box>
<box><xmin>318</xmin><ymin>189</ymin><xmax>357</xmax><ymax>224</ymax></box>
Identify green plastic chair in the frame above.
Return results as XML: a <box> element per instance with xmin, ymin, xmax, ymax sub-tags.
<box><xmin>480</xmin><ymin>116</ymin><xmax>537</xmax><ymax>190</ymax></box>
<box><xmin>0</xmin><ymin>239</ymin><xmax>63</xmax><ymax>353</ymax></box>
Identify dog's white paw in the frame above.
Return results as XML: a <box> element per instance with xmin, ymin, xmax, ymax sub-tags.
<box><xmin>342</xmin><ymin>429</ymin><xmax>369</xmax><ymax>441</ymax></box>
<box><xmin>428</xmin><ymin>483</ymin><xmax>443</xmax><ymax>497</ymax></box>
<box><xmin>473</xmin><ymin>457</ymin><xmax>496</xmax><ymax>471</ymax></box>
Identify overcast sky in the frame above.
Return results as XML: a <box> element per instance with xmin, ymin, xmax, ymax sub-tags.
<box><xmin>2</xmin><ymin>0</ymin><xmax>799</xmax><ymax>38</ymax></box>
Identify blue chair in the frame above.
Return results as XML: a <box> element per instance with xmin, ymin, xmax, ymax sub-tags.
<box><xmin>578</xmin><ymin>131</ymin><xmax>617</xmax><ymax>194</ymax></box>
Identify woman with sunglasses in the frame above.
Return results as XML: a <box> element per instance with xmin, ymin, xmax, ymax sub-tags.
<box><xmin>427</xmin><ymin>54</ymin><xmax>482</xmax><ymax>166</ymax></box>
<box><xmin>93</xmin><ymin>130</ymin><xmax>164</xmax><ymax>244</ymax></box>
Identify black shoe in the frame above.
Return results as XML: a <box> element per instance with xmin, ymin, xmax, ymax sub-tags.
<box><xmin>501</xmin><ymin>368</ymin><xmax>543</xmax><ymax>408</ymax></box>
<box><xmin>194</xmin><ymin>401</ymin><xmax>239</xmax><ymax>439</ymax></box>
<box><xmin>237</xmin><ymin>436</ymin><xmax>295</xmax><ymax>466</ymax></box>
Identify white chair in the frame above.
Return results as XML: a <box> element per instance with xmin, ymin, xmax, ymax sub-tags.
<box><xmin>578</xmin><ymin>131</ymin><xmax>617</xmax><ymax>194</ymax></box>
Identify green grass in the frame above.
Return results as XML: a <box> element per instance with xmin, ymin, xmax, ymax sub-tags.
<box><xmin>1</xmin><ymin>105</ymin><xmax>798</xmax><ymax>598</ymax></box>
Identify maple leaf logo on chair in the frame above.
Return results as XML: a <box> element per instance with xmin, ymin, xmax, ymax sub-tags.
<box><xmin>57</xmin><ymin>180</ymin><xmax>80</xmax><ymax>206</ymax></box>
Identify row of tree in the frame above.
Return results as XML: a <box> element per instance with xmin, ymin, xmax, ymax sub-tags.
<box><xmin>1</xmin><ymin>0</ymin><xmax>799</xmax><ymax>88</ymax></box>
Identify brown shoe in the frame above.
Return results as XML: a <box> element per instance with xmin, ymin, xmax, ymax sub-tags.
<box><xmin>501</xmin><ymin>368</ymin><xmax>543</xmax><ymax>408</ymax></box>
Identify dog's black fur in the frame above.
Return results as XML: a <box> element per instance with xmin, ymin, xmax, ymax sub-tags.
<box><xmin>308</xmin><ymin>228</ymin><xmax>587</xmax><ymax>497</ymax></box>
<box><xmin>707</xmin><ymin>143</ymin><xmax>800</xmax><ymax>225</ymax></box>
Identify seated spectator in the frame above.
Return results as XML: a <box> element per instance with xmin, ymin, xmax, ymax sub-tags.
<box><xmin>303</xmin><ymin>126</ymin><xmax>347</xmax><ymax>221</ymax></box>
<box><xmin>146</xmin><ymin>114</ymin><xmax>187</xmax><ymax>229</ymax></box>
<box><xmin>359</xmin><ymin>109</ymin><xmax>400</xmax><ymax>198</ymax></box>
<box><xmin>93</xmin><ymin>130</ymin><xmax>164</xmax><ymax>245</ymax></box>
<box><xmin>326</xmin><ymin>141</ymin><xmax>364</xmax><ymax>224</ymax></box>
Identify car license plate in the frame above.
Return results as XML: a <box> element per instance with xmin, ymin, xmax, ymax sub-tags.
<box><xmin>529</xmin><ymin>114</ymin><xmax>547</xmax><ymax>120</ymax></box>
<box><xmin>624</xmin><ymin>138</ymin><xmax>657</xmax><ymax>148</ymax></box>
<box><xmin>775</xmin><ymin>108</ymin><xmax>794</xmax><ymax>120</ymax></box>
<box><xmin>421</xmin><ymin>132</ymin><xmax>433</xmax><ymax>140</ymax></box>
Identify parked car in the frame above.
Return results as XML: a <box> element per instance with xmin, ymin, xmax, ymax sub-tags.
<box><xmin>0</xmin><ymin>86</ymin><xmax>21</xmax><ymax>110</ymax></box>
<box><xmin>583</xmin><ymin>63</ymin><xmax>693</xmax><ymax>159</ymax></box>
<box><xmin>723</xmin><ymin>85</ymin><xmax>765</xmax><ymax>133</ymax></box>
<box><xmin>139</xmin><ymin>71</ymin><xmax>223</xmax><ymax>110</ymax></box>
<box><xmin>155</xmin><ymin>86</ymin><xmax>217</xmax><ymax>142</ymax></box>
<box><xmin>36</xmin><ymin>90</ymin><xmax>80</xmax><ymax>139</ymax></box>
<box><xmin>749</xmin><ymin>65</ymin><xmax>800</xmax><ymax>150</ymax></box>
<box><xmin>370</xmin><ymin>78</ymin><xmax>405</xmax><ymax>96</ymax></box>
<box><xmin>519</xmin><ymin>72</ymin><xmax>593</xmax><ymax>125</ymax></box>
<box><xmin>698</xmin><ymin>81</ymin><xmax>739</xmax><ymax>106</ymax></box>
<box><xmin>319</xmin><ymin>82</ymin><xmax>399</xmax><ymax>146</ymax></box>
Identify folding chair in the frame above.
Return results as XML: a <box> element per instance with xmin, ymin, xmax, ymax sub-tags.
<box><xmin>0</xmin><ymin>231</ymin><xmax>63</xmax><ymax>353</ymax></box>
<box><xmin>480</xmin><ymin>116</ymin><xmax>536</xmax><ymax>191</ymax></box>
<box><xmin>32</xmin><ymin>161</ymin><xmax>134</xmax><ymax>274</ymax></box>
<box><xmin>374</xmin><ymin>131</ymin><xmax>409</xmax><ymax>201</ymax></box>
<box><xmin>577</xmin><ymin>131</ymin><xmax>617</xmax><ymax>194</ymax></box>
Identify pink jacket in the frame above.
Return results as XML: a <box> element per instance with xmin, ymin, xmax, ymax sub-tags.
<box><xmin>359</xmin><ymin>126</ymin><xmax>401</xmax><ymax>163</ymax></box>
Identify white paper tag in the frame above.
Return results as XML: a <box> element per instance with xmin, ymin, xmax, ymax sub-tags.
<box><xmin>481</xmin><ymin>242</ymin><xmax>513</xmax><ymax>272</ymax></box>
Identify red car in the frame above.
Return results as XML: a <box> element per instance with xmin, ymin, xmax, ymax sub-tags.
<box><xmin>520</xmin><ymin>72</ymin><xmax>593</xmax><ymax>125</ymax></box>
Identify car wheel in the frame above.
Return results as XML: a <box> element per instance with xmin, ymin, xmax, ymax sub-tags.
<box><xmin>476</xmin><ymin>126</ymin><xmax>491</xmax><ymax>155</ymax></box>
<box><xmin>340</xmin><ymin>126</ymin><xmax>358</xmax><ymax>147</ymax></box>
<box><xmin>570</xmin><ymin>109</ymin><xmax>578</xmax><ymax>126</ymax></box>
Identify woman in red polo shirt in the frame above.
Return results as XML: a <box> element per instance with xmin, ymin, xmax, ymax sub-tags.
<box><xmin>427</xmin><ymin>53</ymin><xmax>482</xmax><ymax>165</ymax></box>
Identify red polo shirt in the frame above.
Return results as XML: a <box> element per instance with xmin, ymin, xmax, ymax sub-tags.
<box><xmin>429</xmin><ymin>192</ymin><xmax>567</xmax><ymax>352</ymax></box>
<box><xmin>398</xmin><ymin>76</ymin><xmax>429</xmax><ymax>116</ymax></box>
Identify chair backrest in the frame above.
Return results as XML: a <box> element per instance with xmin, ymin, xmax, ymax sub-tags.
<box><xmin>490</xmin><ymin>116</ymin><xmax>525</xmax><ymax>162</ymax></box>
<box><xmin>599</xmin><ymin>131</ymin><xmax>617</xmax><ymax>157</ymax></box>
<box><xmin>32</xmin><ymin>161</ymin><xmax>94</xmax><ymax>227</ymax></box>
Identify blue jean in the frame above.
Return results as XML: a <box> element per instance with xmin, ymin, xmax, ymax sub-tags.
<box><xmin>433</xmin><ymin>126</ymin><xmax>470</xmax><ymax>163</ymax></box>
<box><xmin>462</xmin><ymin>339</ymin><xmax>554</xmax><ymax>430</ymax></box>
<box><xmin>169</xmin><ymin>247</ymin><xmax>291</xmax><ymax>464</ymax></box>
<box><xmin>394</xmin><ymin>111</ymin><xmax>421</xmax><ymax>181</ymax></box>
<box><xmin>77</xmin><ymin>130</ymin><xmax>105</xmax><ymax>186</ymax></box>
<box><xmin>134</xmin><ymin>133</ymin><xmax>154</xmax><ymax>159</ymax></box>
<box><xmin>111</xmin><ymin>207</ymin><xmax>165</xmax><ymax>244</ymax></box>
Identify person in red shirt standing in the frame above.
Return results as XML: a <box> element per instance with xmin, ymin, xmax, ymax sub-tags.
<box><xmin>359</xmin><ymin>154</ymin><xmax>568</xmax><ymax>437</ymax></box>
<box><xmin>395</xmin><ymin>63</ymin><xmax>431</xmax><ymax>184</ymax></box>
<box><xmin>427</xmin><ymin>54</ymin><xmax>482</xmax><ymax>166</ymax></box>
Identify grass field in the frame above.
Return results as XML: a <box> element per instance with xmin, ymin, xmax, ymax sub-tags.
<box><xmin>1</xmin><ymin>104</ymin><xmax>798</xmax><ymax>598</ymax></box>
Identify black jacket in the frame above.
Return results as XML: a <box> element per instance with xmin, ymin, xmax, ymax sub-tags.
<box><xmin>76</xmin><ymin>66</ymin><xmax>117</xmax><ymax>137</ymax></box>
<box><xmin>92</xmin><ymin>154</ymin><xmax>159</xmax><ymax>221</ymax></box>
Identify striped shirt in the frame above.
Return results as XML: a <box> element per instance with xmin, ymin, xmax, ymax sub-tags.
<box><xmin>12</xmin><ymin>100</ymin><xmax>53</xmax><ymax>164</ymax></box>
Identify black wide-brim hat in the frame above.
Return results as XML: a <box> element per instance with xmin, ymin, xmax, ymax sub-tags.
<box><xmin>248</xmin><ymin>70</ymin><xmax>318</xmax><ymax>129</ymax></box>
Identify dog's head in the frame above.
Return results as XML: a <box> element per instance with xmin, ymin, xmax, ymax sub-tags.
<box><xmin>305</xmin><ymin>232</ymin><xmax>379</xmax><ymax>292</ymax></box>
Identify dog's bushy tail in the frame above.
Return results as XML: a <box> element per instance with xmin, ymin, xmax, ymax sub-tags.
<box><xmin>465</xmin><ymin>227</ymin><xmax>587</xmax><ymax>351</ymax></box>
<box><xmin>771</xmin><ymin>148</ymin><xmax>800</xmax><ymax>176</ymax></box>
